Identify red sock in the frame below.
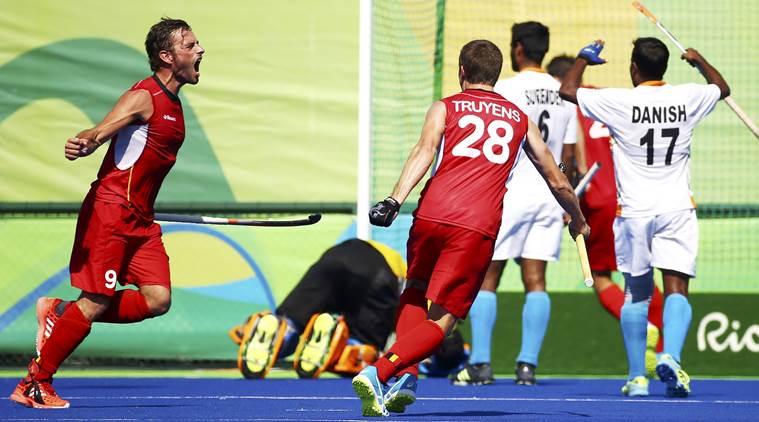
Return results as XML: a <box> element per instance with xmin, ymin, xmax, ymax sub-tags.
<box><xmin>598</xmin><ymin>284</ymin><xmax>625</xmax><ymax>320</ymax></box>
<box><xmin>649</xmin><ymin>285</ymin><xmax>664</xmax><ymax>352</ymax></box>
<box><xmin>374</xmin><ymin>320</ymin><xmax>445</xmax><ymax>383</ymax></box>
<box><xmin>36</xmin><ymin>303</ymin><xmax>92</xmax><ymax>380</ymax></box>
<box><xmin>393</xmin><ymin>287</ymin><xmax>428</xmax><ymax>378</ymax></box>
<box><xmin>95</xmin><ymin>289</ymin><xmax>152</xmax><ymax>323</ymax></box>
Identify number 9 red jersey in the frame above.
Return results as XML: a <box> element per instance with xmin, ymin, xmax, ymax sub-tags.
<box><xmin>413</xmin><ymin>89</ymin><xmax>528</xmax><ymax>239</ymax></box>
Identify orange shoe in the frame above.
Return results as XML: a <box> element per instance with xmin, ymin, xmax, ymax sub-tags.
<box><xmin>9</xmin><ymin>360</ymin><xmax>70</xmax><ymax>409</ymax></box>
<box><xmin>35</xmin><ymin>297</ymin><xmax>62</xmax><ymax>356</ymax></box>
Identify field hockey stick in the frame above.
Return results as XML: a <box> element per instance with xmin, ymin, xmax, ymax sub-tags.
<box><xmin>574</xmin><ymin>233</ymin><xmax>594</xmax><ymax>288</ymax></box>
<box><xmin>632</xmin><ymin>1</ymin><xmax>759</xmax><ymax>140</ymax></box>
<box><xmin>571</xmin><ymin>162</ymin><xmax>600</xmax><ymax>288</ymax></box>
<box><xmin>574</xmin><ymin>162</ymin><xmax>601</xmax><ymax>198</ymax></box>
<box><xmin>155</xmin><ymin>213</ymin><xmax>322</xmax><ymax>227</ymax></box>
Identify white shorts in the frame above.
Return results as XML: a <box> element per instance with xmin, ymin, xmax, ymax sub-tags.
<box><xmin>492</xmin><ymin>199</ymin><xmax>564</xmax><ymax>261</ymax></box>
<box><xmin>613</xmin><ymin>209</ymin><xmax>698</xmax><ymax>277</ymax></box>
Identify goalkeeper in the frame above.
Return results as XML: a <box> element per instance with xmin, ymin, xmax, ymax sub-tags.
<box><xmin>230</xmin><ymin>238</ymin><xmax>406</xmax><ymax>379</ymax></box>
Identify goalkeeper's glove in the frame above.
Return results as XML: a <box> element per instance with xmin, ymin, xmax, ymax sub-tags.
<box><xmin>578</xmin><ymin>40</ymin><xmax>606</xmax><ymax>65</ymax></box>
<box><xmin>369</xmin><ymin>197</ymin><xmax>400</xmax><ymax>227</ymax></box>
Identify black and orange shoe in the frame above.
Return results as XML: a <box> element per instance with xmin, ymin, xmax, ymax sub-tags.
<box><xmin>35</xmin><ymin>297</ymin><xmax>63</xmax><ymax>356</ymax></box>
<box><xmin>9</xmin><ymin>360</ymin><xmax>70</xmax><ymax>409</ymax></box>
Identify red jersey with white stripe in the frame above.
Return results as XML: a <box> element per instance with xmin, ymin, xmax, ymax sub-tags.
<box><xmin>414</xmin><ymin>89</ymin><xmax>528</xmax><ymax>238</ymax></box>
<box><xmin>576</xmin><ymin>102</ymin><xmax>616</xmax><ymax>208</ymax></box>
<box><xmin>91</xmin><ymin>75</ymin><xmax>185</xmax><ymax>220</ymax></box>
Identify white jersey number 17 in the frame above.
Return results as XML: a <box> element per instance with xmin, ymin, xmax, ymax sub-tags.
<box><xmin>640</xmin><ymin>127</ymin><xmax>680</xmax><ymax>165</ymax></box>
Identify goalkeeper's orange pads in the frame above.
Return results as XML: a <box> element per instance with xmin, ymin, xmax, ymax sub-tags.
<box><xmin>331</xmin><ymin>343</ymin><xmax>378</xmax><ymax>375</ymax></box>
<box><xmin>237</xmin><ymin>311</ymin><xmax>288</xmax><ymax>379</ymax></box>
<box><xmin>293</xmin><ymin>313</ymin><xmax>378</xmax><ymax>378</ymax></box>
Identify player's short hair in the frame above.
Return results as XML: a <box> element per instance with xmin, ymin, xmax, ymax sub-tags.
<box><xmin>546</xmin><ymin>55</ymin><xmax>575</xmax><ymax>80</ymax></box>
<box><xmin>631</xmin><ymin>37</ymin><xmax>669</xmax><ymax>80</ymax></box>
<box><xmin>145</xmin><ymin>17</ymin><xmax>192</xmax><ymax>71</ymax></box>
<box><xmin>459</xmin><ymin>40</ymin><xmax>503</xmax><ymax>86</ymax></box>
<box><xmin>511</xmin><ymin>21</ymin><xmax>550</xmax><ymax>65</ymax></box>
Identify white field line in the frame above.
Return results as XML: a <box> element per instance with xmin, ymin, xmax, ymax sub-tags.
<box><xmin>58</xmin><ymin>395</ymin><xmax>759</xmax><ymax>405</ymax></box>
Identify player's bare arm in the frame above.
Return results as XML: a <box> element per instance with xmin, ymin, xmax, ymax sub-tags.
<box><xmin>391</xmin><ymin>101</ymin><xmax>446</xmax><ymax>203</ymax></box>
<box><xmin>368</xmin><ymin>101</ymin><xmax>446</xmax><ymax>227</ymax></box>
<box><xmin>561</xmin><ymin>143</ymin><xmax>575</xmax><ymax>182</ymax></box>
<box><xmin>523</xmin><ymin>119</ymin><xmax>589</xmax><ymax>239</ymax></box>
<box><xmin>559</xmin><ymin>40</ymin><xmax>606</xmax><ymax>104</ymax></box>
<box><xmin>681</xmin><ymin>48</ymin><xmax>730</xmax><ymax>99</ymax></box>
<box><xmin>64</xmin><ymin>89</ymin><xmax>153</xmax><ymax>161</ymax></box>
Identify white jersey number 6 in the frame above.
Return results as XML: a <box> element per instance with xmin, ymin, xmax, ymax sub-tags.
<box><xmin>453</xmin><ymin>115</ymin><xmax>515</xmax><ymax>164</ymax></box>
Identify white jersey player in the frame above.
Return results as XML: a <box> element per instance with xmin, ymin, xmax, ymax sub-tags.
<box><xmin>559</xmin><ymin>38</ymin><xmax>730</xmax><ymax>398</ymax></box>
<box><xmin>494</xmin><ymin>66</ymin><xmax>578</xmax><ymax>261</ymax></box>
<box><xmin>452</xmin><ymin>21</ymin><xmax>578</xmax><ymax>387</ymax></box>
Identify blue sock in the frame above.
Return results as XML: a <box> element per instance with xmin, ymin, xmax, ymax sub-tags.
<box><xmin>663</xmin><ymin>294</ymin><xmax>692</xmax><ymax>363</ymax></box>
<box><xmin>468</xmin><ymin>291</ymin><xmax>497</xmax><ymax>365</ymax></box>
<box><xmin>621</xmin><ymin>300</ymin><xmax>649</xmax><ymax>379</ymax></box>
<box><xmin>517</xmin><ymin>291</ymin><xmax>550</xmax><ymax>366</ymax></box>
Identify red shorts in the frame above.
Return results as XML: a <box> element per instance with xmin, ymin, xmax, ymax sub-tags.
<box><xmin>69</xmin><ymin>197</ymin><xmax>170</xmax><ymax>296</ymax></box>
<box><xmin>580</xmin><ymin>199</ymin><xmax>617</xmax><ymax>272</ymax></box>
<box><xmin>406</xmin><ymin>218</ymin><xmax>495</xmax><ymax>319</ymax></box>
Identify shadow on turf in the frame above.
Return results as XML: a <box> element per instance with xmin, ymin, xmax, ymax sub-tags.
<box><xmin>63</xmin><ymin>384</ymin><xmax>154</xmax><ymax>390</ymax></box>
<box><xmin>408</xmin><ymin>409</ymin><xmax>592</xmax><ymax>418</ymax></box>
<box><xmin>72</xmin><ymin>404</ymin><xmax>190</xmax><ymax>409</ymax></box>
<box><xmin>408</xmin><ymin>411</ymin><xmax>549</xmax><ymax>418</ymax></box>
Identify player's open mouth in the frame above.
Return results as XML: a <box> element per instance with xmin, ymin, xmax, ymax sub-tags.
<box><xmin>194</xmin><ymin>58</ymin><xmax>201</xmax><ymax>75</ymax></box>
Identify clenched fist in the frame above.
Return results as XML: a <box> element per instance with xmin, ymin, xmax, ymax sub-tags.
<box><xmin>64</xmin><ymin>137</ymin><xmax>99</xmax><ymax>160</ymax></box>
<box><xmin>369</xmin><ymin>197</ymin><xmax>400</xmax><ymax>227</ymax></box>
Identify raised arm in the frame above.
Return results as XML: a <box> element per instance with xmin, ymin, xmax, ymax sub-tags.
<box><xmin>368</xmin><ymin>101</ymin><xmax>446</xmax><ymax>226</ymax></box>
<box><xmin>559</xmin><ymin>40</ymin><xmax>606</xmax><ymax>105</ymax></box>
<box><xmin>559</xmin><ymin>60</ymin><xmax>586</xmax><ymax>105</ymax></box>
<box><xmin>522</xmin><ymin>119</ymin><xmax>589</xmax><ymax>238</ymax></box>
<box><xmin>574</xmin><ymin>114</ymin><xmax>589</xmax><ymax>175</ymax></box>
<box><xmin>64</xmin><ymin>89</ymin><xmax>153</xmax><ymax>161</ymax></box>
<box><xmin>681</xmin><ymin>48</ymin><xmax>730</xmax><ymax>99</ymax></box>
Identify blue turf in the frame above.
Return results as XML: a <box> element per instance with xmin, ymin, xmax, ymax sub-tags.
<box><xmin>1</xmin><ymin>377</ymin><xmax>758</xmax><ymax>421</ymax></box>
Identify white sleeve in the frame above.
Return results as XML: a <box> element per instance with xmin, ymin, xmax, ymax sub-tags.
<box><xmin>688</xmin><ymin>84</ymin><xmax>721</xmax><ymax>122</ymax></box>
<box><xmin>576</xmin><ymin>87</ymin><xmax>626</xmax><ymax>135</ymax></box>
<box><xmin>562</xmin><ymin>103</ymin><xmax>578</xmax><ymax>144</ymax></box>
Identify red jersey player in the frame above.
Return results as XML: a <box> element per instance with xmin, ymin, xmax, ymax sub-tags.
<box><xmin>547</xmin><ymin>55</ymin><xmax>664</xmax><ymax>375</ymax></box>
<box><xmin>10</xmin><ymin>18</ymin><xmax>204</xmax><ymax>409</ymax></box>
<box><xmin>351</xmin><ymin>40</ymin><xmax>589</xmax><ymax>417</ymax></box>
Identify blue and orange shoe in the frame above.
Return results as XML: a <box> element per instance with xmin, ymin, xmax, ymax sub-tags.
<box><xmin>352</xmin><ymin>366</ymin><xmax>388</xmax><ymax>417</ymax></box>
<box><xmin>656</xmin><ymin>354</ymin><xmax>690</xmax><ymax>397</ymax></box>
<box><xmin>384</xmin><ymin>373</ymin><xmax>417</xmax><ymax>413</ymax></box>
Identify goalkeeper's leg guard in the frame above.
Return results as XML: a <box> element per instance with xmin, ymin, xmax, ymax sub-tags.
<box><xmin>331</xmin><ymin>343</ymin><xmax>378</xmax><ymax>376</ymax></box>
<box><xmin>229</xmin><ymin>314</ymin><xmax>258</xmax><ymax>346</ymax></box>
<box><xmin>228</xmin><ymin>324</ymin><xmax>244</xmax><ymax>346</ymax></box>
<box><xmin>293</xmin><ymin>313</ymin><xmax>348</xmax><ymax>378</ymax></box>
<box><xmin>237</xmin><ymin>311</ymin><xmax>287</xmax><ymax>379</ymax></box>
